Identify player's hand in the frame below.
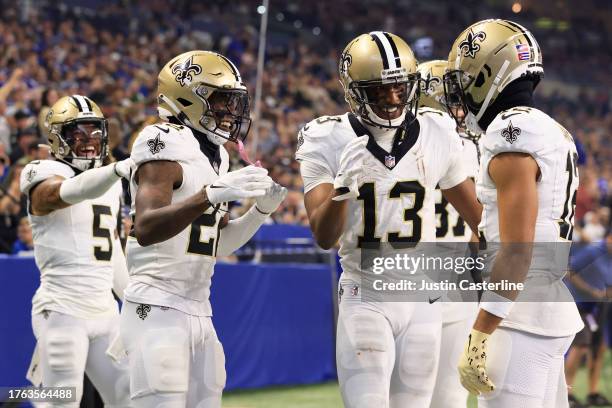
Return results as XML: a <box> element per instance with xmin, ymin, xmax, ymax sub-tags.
<box><xmin>457</xmin><ymin>329</ymin><xmax>496</xmax><ymax>395</ymax></box>
<box><xmin>206</xmin><ymin>165</ymin><xmax>273</xmax><ymax>205</ymax></box>
<box><xmin>256</xmin><ymin>182</ymin><xmax>288</xmax><ymax>214</ymax></box>
<box><xmin>113</xmin><ymin>158</ymin><xmax>135</xmax><ymax>179</ymax></box>
<box><xmin>332</xmin><ymin>137</ymin><xmax>368</xmax><ymax>201</ymax></box>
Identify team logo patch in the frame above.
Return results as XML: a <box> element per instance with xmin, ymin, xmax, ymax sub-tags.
<box><xmin>385</xmin><ymin>155</ymin><xmax>396</xmax><ymax>169</ymax></box>
<box><xmin>351</xmin><ymin>285</ymin><xmax>359</xmax><ymax>296</ymax></box>
<box><xmin>501</xmin><ymin>121</ymin><xmax>521</xmax><ymax>144</ymax></box>
<box><xmin>172</xmin><ymin>56</ymin><xmax>202</xmax><ymax>87</ymax></box>
<box><xmin>136</xmin><ymin>303</ymin><xmax>151</xmax><ymax>320</ymax></box>
<box><xmin>459</xmin><ymin>29</ymin><xmax>486</xmax><ymax>59</ymax></box>
<box><xmin>26</xmin><ymin>167</ymin><xmax>37</xmax><ymax>182</ymax></box>
<box><xmin>515</xmin><ymin>44</ymin><xmax>530</xmax><ymax>61</ymax></box>
<box><xmin>147</xmin><ymin>133</ymin><xmax>166</xmax><ymax>155</ymax></box>
<box><xmin>296</xmin><ymin>132</ymin><xmax>304</xmax><ymax>151</ymax></box>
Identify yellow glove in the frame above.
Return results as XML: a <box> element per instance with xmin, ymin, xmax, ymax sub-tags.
<box><xmin>457</xmin><ymin>329</ymin><xmax>496</xmax><ymax>395</ymax></box>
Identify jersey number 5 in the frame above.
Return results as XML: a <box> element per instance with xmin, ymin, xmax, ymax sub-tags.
<box><xmin>357</xmin><ymin>181</ymin><xmax>425</xmax><ymax>247</ymax></box>
<box><xmin>92</xmin><ymin>204</ymin><xmax>113</xmax><ymax>261</ymax></box>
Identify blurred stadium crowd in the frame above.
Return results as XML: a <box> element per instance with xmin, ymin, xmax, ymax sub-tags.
<box><xmin>0</xmin><ymin>0</ymin><xmax>610</xmax><ymax>254</ymax></box>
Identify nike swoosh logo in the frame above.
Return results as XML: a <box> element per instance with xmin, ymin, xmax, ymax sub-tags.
<box><xmin>428</xmin><ymin>296</ymin><xmax>441</xmax><ymax>304</ymax></box>
<box><xmin>303</xmin><ymin>125</ymin><xmax>310</xmax><ymax>131</ymax></box>
<box><xmin>209</xmin><ymin>185</ymin><xmax>224</xmax><ymax>189</ymax></box>
<box><xmin>154</xmin><ymin>125</ymin><xmax>170</xmax><ymax>133</ymax></box>
<box><xmin>500</xmin><ymin>112</ymin><xmax>521</xmax><ymax>120</ymax></box>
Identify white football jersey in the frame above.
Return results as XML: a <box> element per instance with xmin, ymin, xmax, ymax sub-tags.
<box><xmin>125</xmin><ymin>122</ymin><xmax>229</xmax><ymax>316</ymax></box>
<box><xmin>478</xmin><ymin>106</ymin><xmax>582</xmax><ymax>336</ymax></box>
<box><xmin>434</xmin><ymin>129</ymin><xmax>480</xmax><ymax>243</ymax></box>
<box><xmin>297</xmin><ymin>110</ymin><xmax>467</xmax><ymax>282</ymax></box>
<box><xmin>20</xmin><ymin>160</ymin><xmax>122</xmax><ymax>318</ymax></box>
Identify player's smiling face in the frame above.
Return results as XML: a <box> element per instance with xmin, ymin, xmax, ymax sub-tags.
<box><xmin>364</xmin><ymin>83</ymin><xmax>407</xmax><ymax>120</ymax></box>
<box><xmin>207</xmin><ymin>90</ymin><xmax>249</xmax><ymax>134</ymax></box>
<box><xmin>67</xmin><ymin>123</ymin><xmax>102</xmax><ymax>158</ymax></box>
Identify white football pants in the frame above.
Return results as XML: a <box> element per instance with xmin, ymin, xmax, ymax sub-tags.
<box><xmin>430</xmin><ymin>317</ymin><xmax>472</xmax><ymax>408</ymax></box>
<box><xmin>336</xmin><ymin>281</ymin><xmax>442</xmax><ymax>408</ymax></box>
<box><xmin>120</xmin><ymin>301</ymin><xmax>226</xmax><ymax>408</ymax></box>
<box><xmin>479</xmin><ymin>327</ymin><xmax>574</xmax><ymax>408</ymax></box>
<box><xmin>31</xmin><ymin>310</ymin><xmax>131</xmax><ymax>407</ymax></box>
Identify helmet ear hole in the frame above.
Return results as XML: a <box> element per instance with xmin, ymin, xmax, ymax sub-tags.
<box><xmin>474</xmin><ymin>72</ymin><xmax>486</xmax><ymax>87</ymax></box>
<box><xmin>177</xmin><ymin>97</ymin><xmax>192</xmax><ymax>107</ymax></box>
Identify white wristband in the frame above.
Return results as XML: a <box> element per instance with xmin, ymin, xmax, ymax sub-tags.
<box><xmin>59</xmin><ymin>163</ymin><xmax>120</xmax><ymax>204</ymax></box>
<box><xmin>480</xmin><ymin>290</ymin><xmax>514</xmax><ymax>319</ymax></box>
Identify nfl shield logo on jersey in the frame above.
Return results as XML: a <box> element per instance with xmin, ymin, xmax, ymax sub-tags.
<box><xmin>385</xmin><ymin>155</ymin><xmax>396</xmax><ymax>169</ymax></box>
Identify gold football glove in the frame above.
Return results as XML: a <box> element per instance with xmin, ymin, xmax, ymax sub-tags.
<box><xmin>457</xmin><ymin>329</ymin><xmax>496</xmax><ymax>395</ymax></box>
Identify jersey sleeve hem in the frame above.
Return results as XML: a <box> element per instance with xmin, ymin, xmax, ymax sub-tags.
<box><xmin>487</xmin><ymin>149</ymin><xmax>543</xmax><ymax>182</ymax></box>
<box><xmin>438</xmin><ymin>174</ymin><xmax>468</xmax><ymax>190</ymax></box>
<box><xmin>303</xmin><ymin>178</ymin><xmax>334</xmax><ymax>194</ymax></box>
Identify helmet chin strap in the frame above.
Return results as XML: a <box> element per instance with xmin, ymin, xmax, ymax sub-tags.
<box><xmin>360</xmin><ymin>80</ymin><xmax>418</xmax><ymax>128</ymax></box>
<box><xmin>202</xmin><ymin>126</ymin><xmax>229</xmax><ymax>146</ymax></box>
<box><xmin>471</xmin><ymin>59</ymin><xmax>510</xmax><ymax>132</ymax></box>
<box><xmin>364</xmin><ymin>104</ymin><xmax>407</xmax><ymax>128</ymax></box>
<box><xmin>67</xmin><ymin>157</ymin><xmax>101</xmax><ymax>172</ymax></box>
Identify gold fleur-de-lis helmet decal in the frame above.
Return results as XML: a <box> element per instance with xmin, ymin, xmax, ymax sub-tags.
<box><xmin>339</xmin><ymin>51</ymin><xmax>352</xmax><ymax>78</ymax></box>
<box><xmin>416</xmin><ymin>60</ymin><xmax>447</xmax><ymax>112</ymax></box>
<box><xmin>171</xmin><ymin>55</ymin><xmax>203</xmax><ymax>87</ymax></box>
<box><xmin>459</xmin><ymin>29</ymin><xmax>487</xmax><ymax>59</ymax></box>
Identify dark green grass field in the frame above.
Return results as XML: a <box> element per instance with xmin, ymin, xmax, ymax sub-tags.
<box><xmin>223</xmin><ymin>352</ymin><xmax>612</xmax><ymax>408</ymax></box>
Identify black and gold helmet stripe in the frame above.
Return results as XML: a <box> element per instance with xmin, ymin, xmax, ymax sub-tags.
<box><xmin>502</xmin><ymin>20</ymin><xmax>541</xmax><ymax>64</ymax></box>
<box><xmin>70</xmin><ymin>95</ymin><xmax>93</xmax><ymax>113</ymax></box>
<box><xmin>383</xmin><ymin>32</ymin><xmax>402</xmax><ymax>68</ymax></box>
<box><xmin>369</xmin><ymin>31</ymin><xmax>401</xmax><ymax>70</ymax></box>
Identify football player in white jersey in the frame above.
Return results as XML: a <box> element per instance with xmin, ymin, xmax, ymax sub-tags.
<box><xmin>418</xmin><ymin>60</ymin><xmax>480</xmax><ymax>408</ymax></box>
<box><xmin>120</xmin><ymin>51</ymin><xmax>286</xmax><ymax>408</ymax></box>
<box><xmin>443</xmin><ymin>19</ymin><xmax>583</xmax><ymax>407</ymax></box>
<box><xmin>19</xmin><ymin>95</ymin><xmax>133</xmax><ymax>407</ymax></box>
<box><xmin>296</xmin><ymin>32</ymin><xmax>482</xmax><ymax>408</ymax></box>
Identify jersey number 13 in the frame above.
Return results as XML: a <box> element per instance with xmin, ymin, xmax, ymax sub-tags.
<box><xmin>357</xmin><ymin>181</ymin><xmax>425</xmax><ymax>247</ymax></box>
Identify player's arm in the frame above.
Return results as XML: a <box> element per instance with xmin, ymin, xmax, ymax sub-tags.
<box><xmin>304</xmin><ymin>183</ymin><xmax>350</xmax><ymax>250</ymax></box>
<box><xmin>441</xmin><ymin>178</ymin><xmax>482</xmax><ymax>235</ymax></box>
<box><xmin>473</xmin><ymin>152</ymin><xmax>538</xmax><ymax>334</ymax></box>
<box><xmin>134</xmin><ymin>161</ymin><xmax>272</xmax><ymax>247</ymax></box>
<box><xmin>567</xmin><ymin>271</ymin><xmax>606</xmax><ymax>300</ymax></box>
<box><xmin>27</xmin><ymin>159</ymin><xmax>133</xmax><ymax>216</ymax></box>
<box><xmin>457</xmin><ymin>152</ymin><xmax>538</xmax><ymax>395</ymax></box>
<box><xmin>216</xmin><ymin>183</ymin><xmax>287</xmax><ymax>257</ymax></box>
<box><xmin>301</xmin><ymin>137</ymin><xmax>368</xmax><ymax>250</ymax></box>
<box><xmin>134</xmin><ymin>160</ymin><xmax>209</xmax><ymax>246</ymax></box>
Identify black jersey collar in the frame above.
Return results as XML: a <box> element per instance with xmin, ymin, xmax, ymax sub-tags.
<box><xmin>347</xmin><ymin>113</ymin><xmax>420</xmax><ymax>170</ymax></box>
<box><xmin>169</xmin><ymin>117</ymin><xmax>221</xmax><ymax>174</ymax></box>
